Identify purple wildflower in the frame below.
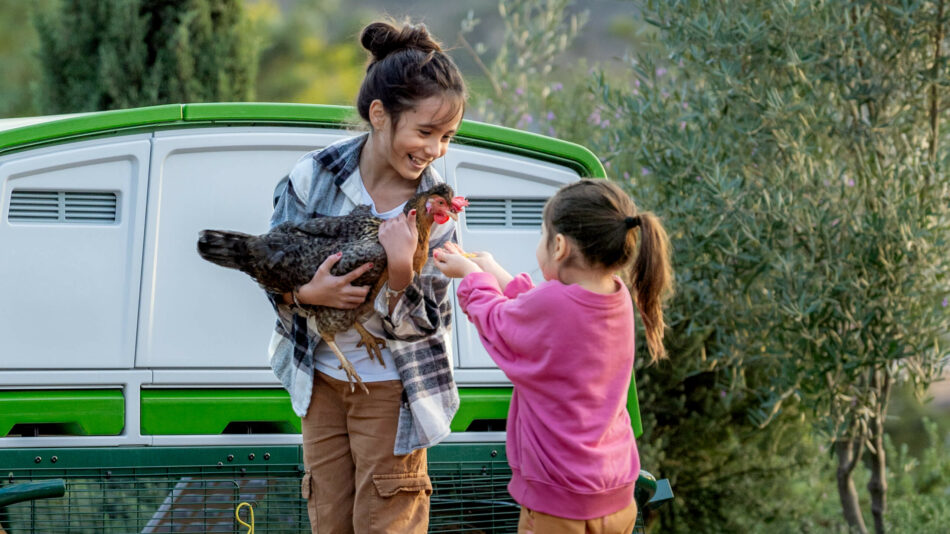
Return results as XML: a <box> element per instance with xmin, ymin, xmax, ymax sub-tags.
<box><xmin>641</xmin><ymin>167</ymin><xmax>651</xmax><ymax>176</ymax></box>
<box><xmin>552</xmin><ymin>82</ymin><xmax>563</xmax><ymax>92</ymax></box>
<box><xmin>847</xmin><ymin>179</ymin><xmax>855</xmax><ymax>187</ymax></box>
<box><xmin>679</xmin><ymin>121</ymin><xmax>686</xmax><ymax>130</ymax></box>
<box><xmin>943</xmin><ymin>298</ymin><xmax>948</xmax><ymax>308</ymax></box>
<box><xmin>546</xmin><ymin>111</ymin><xmax>555</xmax><ymax>120</ymax></box>
<box><xmin>521</xmin><ymin>113</ymin><xmax>533</xmax><ymax>124</ymax></box>
<box><xmin>601</xmin><ymin>119</ymin><xmax>610</xmax><ymax>128</ymax></box>
<box><xmin>515</xmin><ymin>87</ymin><xmax>524</xmax><ymax>96</ymax></box>
<box><xmin>623</xmin><ymin>172</ymin><xmax>631</xmax><ymax>180</ymax></box>
<box><xmin>656</xmin><ymin>67</ymin><xmax>667</xmax><ymax>77</ymax></box>
<box><xmin>548</xmin><ymin>126</ymin><xmax>556</xmax><ymax>136</ymax></box>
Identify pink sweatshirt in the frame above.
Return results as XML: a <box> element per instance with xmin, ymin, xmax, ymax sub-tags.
<box><xmin>456</xmin><ymin>271</ymin><xmax>639</xmax><ymax>520</ymax></box>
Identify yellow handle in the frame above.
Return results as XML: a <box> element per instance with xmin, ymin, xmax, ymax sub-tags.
<box><xmin>236</xmin><ymin>502</ymin><xmax>254</xmax><ymax>533</ymax></box>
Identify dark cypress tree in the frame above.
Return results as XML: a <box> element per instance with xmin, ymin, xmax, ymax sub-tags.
<box><xmin>36</xmin><ymin>0</ymin><xmax>257</xmax><ymax>113</ymax></box>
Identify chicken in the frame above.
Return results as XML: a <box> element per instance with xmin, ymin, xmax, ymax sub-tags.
<box><xmin>196</xmin><ymin>183</ymin><xmax>467</xmax><ymax>393</ymax></box>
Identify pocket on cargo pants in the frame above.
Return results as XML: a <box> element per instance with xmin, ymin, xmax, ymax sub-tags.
<box><xmin>370</xmin><ymin>472</ymin><xmax>432</xmax><ymax>533</ymax></box>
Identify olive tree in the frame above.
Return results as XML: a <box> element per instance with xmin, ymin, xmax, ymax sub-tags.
<box><xmin>599</xmin><ymin>1</ymin><xmax>950</xmax><ymax>532</ymax></box>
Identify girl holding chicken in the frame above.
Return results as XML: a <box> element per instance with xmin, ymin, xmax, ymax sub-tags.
<box><xmin>265</xmin><ymin>20</ymin><xmax>466</xmax><ymax>534</ymax></box>
<box><xmin>433</xmin><ymin>179</ymin><xmax>674</xmax><ymax>534</ymax></box>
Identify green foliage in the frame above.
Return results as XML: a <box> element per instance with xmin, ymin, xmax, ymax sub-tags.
<box><xmin>459</xmin><ymin>0</ymin><xmax>596</xmax><ymax>134</ymax></box>
<box><xmin>884</xmin><ymin>419</ymin><xmax>950</xmax><ymax>532</ymax></box>
<box><xmin>249</xmin><ymin>0</ymin><xmax>367</xmax><ymax>106</ymax></box>
<box><xmin>0</xmin><ymin>0</ymin><xmax>54</xmax><ymax>117</ymax></box>
<box><xmin>595</xmin><ymin>0</ymin><xmax>950</xmax><ymax>530</ymax></box>
<box><xmin>35</xmin><ymin>0</ymin><xmax>259</xmax><ymax>113</ymax></box>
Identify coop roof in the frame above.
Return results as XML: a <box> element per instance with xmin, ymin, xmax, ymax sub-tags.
<box><xmin>0</xmin><ymin>103</ymin><xmax>605</xmax><ymax>178</ymax></box>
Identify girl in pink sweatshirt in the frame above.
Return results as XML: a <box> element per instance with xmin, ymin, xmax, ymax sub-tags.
<box><xmin>433</xmin><ymin>179</ymin><xmax>673</xmax><ymax>534</ymax></box>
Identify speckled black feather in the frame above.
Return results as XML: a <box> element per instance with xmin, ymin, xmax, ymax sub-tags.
<box><xmin>196</xmin><ymin>184</ymin><xmax>455</xmax><ymax>336</ymax></box>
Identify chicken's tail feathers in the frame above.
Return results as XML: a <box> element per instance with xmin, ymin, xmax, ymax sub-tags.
<box><xmin>197</xmin><ymin>229</ymin><xmax>254</xmax><ymax>270</ymax></box>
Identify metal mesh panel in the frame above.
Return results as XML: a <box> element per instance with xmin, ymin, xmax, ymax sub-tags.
<box><xmin>0</xmin><ymin>445</ymin><xmax>644</xmax><ymax>533</ymax></box>
<box><xmin>0</xmin><ymin>445</ymin><xmax>521</xmax><ymax>533</ymax></box>
<box><xmin>1</xmin><ymin>464</ymin><xmax>305</xmax><ymax>533</ymax></box>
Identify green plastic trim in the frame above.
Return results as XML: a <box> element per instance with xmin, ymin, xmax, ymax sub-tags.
<box><xmin>0</xmin><ymin>446</ymin><xmax>302</xmax><ymax>472</ymax></box>
<box><xmin>427</xmin><ymin>442</ymin><xmax>509</xmax><ymax>463</ymax></box>
<box><xmin>454</xmin><ymin>383</ymin><xmax>642</xmax><ymax>438</ymax></box>
<box><xmin>629</xmin><ymin>379</ymin><xmax>644</xmax><ymax>439</ymax></box>
<box><xmin>0</xmin><ymin>103</ymin><xmax>606</xmax><ymax>178</ymax></box>
<box><xmin>182</xmin><ymin>102</ymin><xmax>358</xmax><ymax>124</ymax></box>
<box><xmin>452</xmin><ymin>388</ymin><xmax>512</xmax><ymax>432</ymax></box>
<box><xmin>0</xmin><ymin>104</ymin><xmax>181</xmax><ymax>154</ymax></box>
<box><xmin>140</xmin><ymin>389</ymin><xmax>300</xmax><ymax>435</ymax></box>
<box><xmin>455</xmin><ymin>120</ymin><xmax>606</xmax><ymax>178</ymax></box>
<box><xmin>0</xmin><ymin>390</ymin><xmax>124</xmax><ymax>436</ymax></box>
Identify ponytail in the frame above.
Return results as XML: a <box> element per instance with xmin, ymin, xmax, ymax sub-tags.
<box><xmin>628</xmin><ymin>211</ymin><xmax>673</xmax><ymax>364</ymax></box>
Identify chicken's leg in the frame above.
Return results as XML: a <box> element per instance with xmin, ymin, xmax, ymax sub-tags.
<box><xmin>354</xmin><ymin>322</ymin><xmax>387</xmax><ymax>367</ymax></box>
<box><xmin>318</xmin><ymin>332</ymin><xmax>369</xmax><ymax>394</ymax></box>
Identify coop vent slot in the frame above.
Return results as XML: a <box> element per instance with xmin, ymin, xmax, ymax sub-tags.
<box><xmin>465</xmin><ymin>198</ymin><xmax>546</xmax><ymax>228</ymax></box>
<box><xmin>8</xmin><ymin>190</ymin><xmax>118</xmax><ymax>223</ymax></box>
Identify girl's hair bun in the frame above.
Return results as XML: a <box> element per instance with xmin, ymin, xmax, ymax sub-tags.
<box><xmin>360</xmin><ymin>21</ymin><xmax>441</xmax><ymax>64</ymax></box>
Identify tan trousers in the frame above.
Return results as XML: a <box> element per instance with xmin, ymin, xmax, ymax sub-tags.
<box><xmin>301</xmin><ymin>372</ymin><xmax>431</xmax><ymax>534</ymax></box>
<box><xmin>517</xmin><ymin>499</ymin><xmax>638</xmax><ymax>534</ymax></box>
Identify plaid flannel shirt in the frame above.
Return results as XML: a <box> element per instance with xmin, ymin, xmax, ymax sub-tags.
<box><xmin>265</xmin><ymin>133</ymin><xmax>459</xmax><ymax>455</ymax></box>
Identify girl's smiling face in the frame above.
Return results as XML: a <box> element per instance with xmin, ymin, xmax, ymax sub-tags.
<box><xmin>372</xmin><ymin>95</ymin><xmax>463</xmax><ymax>181</ymax></box>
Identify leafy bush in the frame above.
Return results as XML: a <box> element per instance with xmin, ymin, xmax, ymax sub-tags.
<box><xmin>36</xmin><ymin>0</ymin><xmax>259</xmax><ymax>113</ymax></box>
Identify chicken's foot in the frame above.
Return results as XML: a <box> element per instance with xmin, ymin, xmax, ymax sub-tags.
<box><xmin>354</xmin><ymin>322</ymin><xmax>387</xmax><ymax>368</ymax></box>
<box><xmin>319</xmin><ymin>333</ymin><xmax>369</xmax><ymax>394</ymax></box>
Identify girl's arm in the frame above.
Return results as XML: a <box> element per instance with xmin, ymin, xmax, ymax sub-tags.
<box><xmin>373</xmin><ymin>219</ymin><xmax>457</xmax><ymax>339</ymax></box>
<box><xmin>454</xmin><ymin>272</ymin><xmax>539</xmax><ymax>371</ymax></box>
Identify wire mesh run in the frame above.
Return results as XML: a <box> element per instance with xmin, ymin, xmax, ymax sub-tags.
<box><xmin>0</xmin><ymin>445</ymin><xmax>522</xmax><ymax>533</ymax></box>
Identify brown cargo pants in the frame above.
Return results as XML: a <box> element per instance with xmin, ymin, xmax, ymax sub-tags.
<box><xmin>517</xmin><ymin>500</ymin><xmax>638</xmax><ymax>534</ymax></box>
<box><xmin>301</xmin><ymin>372</ymin><xmax>431</xmax><ymax>534</ymax></box>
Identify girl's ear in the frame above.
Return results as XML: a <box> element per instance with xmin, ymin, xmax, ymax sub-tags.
<box><xmin>553</xmin><ymin>233</ymin><xmax>570</xmax><ymax>262</ymax></box>
<box><xmin>369</xmin><ymin>99</ymin><xmax>388</xmax><ymax>131</ymax></box>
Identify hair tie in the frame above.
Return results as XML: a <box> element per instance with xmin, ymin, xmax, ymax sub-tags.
<box><xmin>624</xmin><ymin>216</ymin><xmax>641</xmax><ymax>229</ymax></box>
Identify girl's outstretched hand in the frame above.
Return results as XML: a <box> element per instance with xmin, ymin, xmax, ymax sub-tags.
<box><xmin>433</xmin><ymin>242</ymin><xmax>482</xmax><ymax>279</ymax></box>
<box><xmin>443</xmin><ymin>242</ymin><xmax>514</xmax><ymax>288</ymax></box>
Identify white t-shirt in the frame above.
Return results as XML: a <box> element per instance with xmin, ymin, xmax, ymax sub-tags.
<box><xmin>313</xmin><ymin>168</ymin><xmax>405</xmax><ymax>382</ymax></box>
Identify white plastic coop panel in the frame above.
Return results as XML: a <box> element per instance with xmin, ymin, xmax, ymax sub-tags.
<box><xmin>0</xmin><ymin>137</ymin><xmax>151</xmax><ymax>369</ymax></box>
<box><xmin>136</xmin><ymin>128</ymin><xmax>352</xmax><ymax>369</ymax></box>
<box><xmin>444</xmin><ymin>145</ymin><xmax>580</xmax><ymax>376</ymax></box>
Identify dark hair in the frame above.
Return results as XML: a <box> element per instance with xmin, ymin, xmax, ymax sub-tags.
<box><xmin>543</xmin><ymin>179</ymin><xmax>674</xmax><ymax>363</ymax></box>
<box><xmin>356</xmin><ymin>21</ymin><xmax>467</xmax><ymax>127</ymax></box>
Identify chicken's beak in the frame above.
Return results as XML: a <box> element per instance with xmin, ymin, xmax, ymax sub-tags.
<box><xmin>448</xmin><ymin>211</ymin><xmax>458</xmax><ymax>221</ymax></box>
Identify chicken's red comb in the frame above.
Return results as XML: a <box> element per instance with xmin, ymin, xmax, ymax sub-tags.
<box><xmin>451</xmin><ymin>196</ymin><xmax>469</xmax><ymax>212</ymax></box>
